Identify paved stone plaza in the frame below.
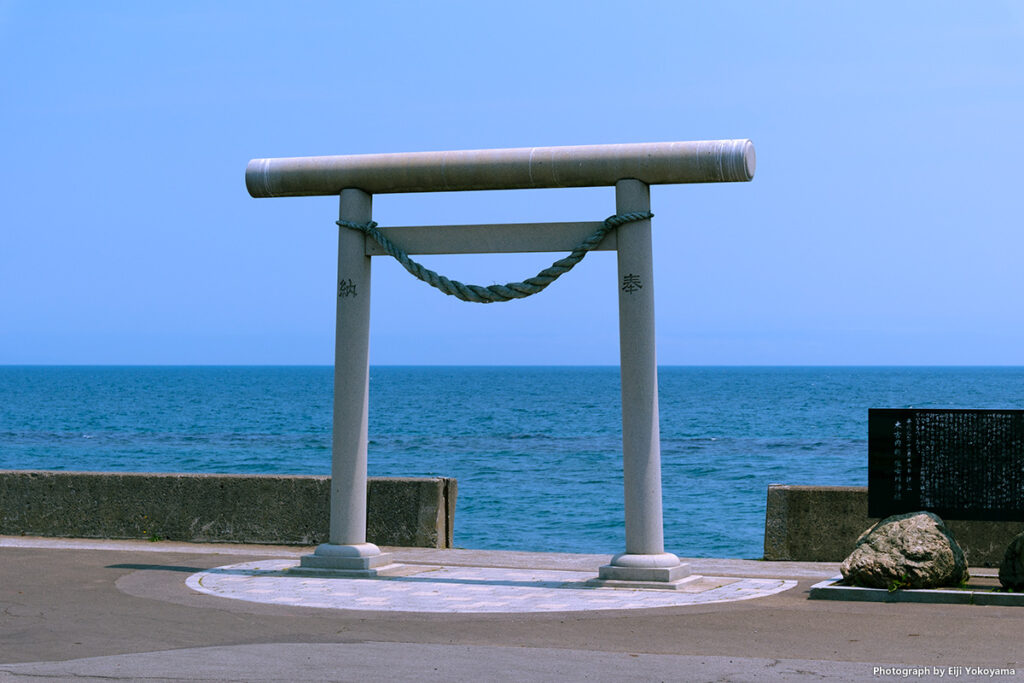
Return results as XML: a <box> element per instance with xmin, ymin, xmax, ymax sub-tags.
<box><xmin>186</xmin><ymin>559</ymin><xmax>796</xmax><ymax>613</ymax></box>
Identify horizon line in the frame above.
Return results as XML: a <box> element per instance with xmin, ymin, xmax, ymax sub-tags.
<box><xmin>3</xmin><ymin>364</ymin><xmax>1024</xmax><ymax>369</ymax></box>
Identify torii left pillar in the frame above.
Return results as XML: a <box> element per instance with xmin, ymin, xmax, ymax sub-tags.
<box><xmin>300</xmin><ymin>187</ymin><xmax>392</xmax><ymax>574</ymax></box>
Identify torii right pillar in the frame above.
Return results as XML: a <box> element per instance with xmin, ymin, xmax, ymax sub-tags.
<box><xmin>596</xmin><ymin>178</ymin><xmax>690</xmax><ymax>587</ymax></box>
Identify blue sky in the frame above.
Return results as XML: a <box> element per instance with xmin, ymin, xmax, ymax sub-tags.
<box><xmin>2</xmin><ymin>2</ymin><xmax>1023</xmax><ymax>365</ymax></box>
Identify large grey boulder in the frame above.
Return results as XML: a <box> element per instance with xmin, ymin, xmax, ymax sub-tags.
<box><xmin>998</xmin><ymin>531</ymin><xmax>1024</xmax><ymax>591</ymax></box>
<box><xmin>840</xmin><ymin>511</ymin><xmax>968</xmax><ymax>589</ymax></box>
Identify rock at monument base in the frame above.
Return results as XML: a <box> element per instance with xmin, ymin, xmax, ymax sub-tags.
<box><xmin>840</xmin><ymin>511</ymin><xmax>968</xmax><ymax>589</ymax></box>
<box><xmin>998</xmin><ymin>531</ymin><xmax>1024</xmax><ymax>591</ymax></box>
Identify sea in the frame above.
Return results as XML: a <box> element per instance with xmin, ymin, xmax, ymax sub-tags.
<box><xmin>1</xmin><ymin>366</ymin><xmax>1021</xmax><ymax>559</ymax></box>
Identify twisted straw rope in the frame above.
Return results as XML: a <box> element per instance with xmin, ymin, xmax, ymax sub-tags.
<box><xmin>338</xmin><ymin>211</ymin><xmax>652</xmax><ymax>303</ymax></box>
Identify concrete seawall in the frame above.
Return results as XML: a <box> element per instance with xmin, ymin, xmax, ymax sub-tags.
<box><xmin>764</xmin><ymin>484</ymin><xmax>1024</xmax><ymax>566</ymax></box>
<box><xmin>0</xmin><ymin>470</ymin><xmax>456</xmax><ymax>549</ymax></box>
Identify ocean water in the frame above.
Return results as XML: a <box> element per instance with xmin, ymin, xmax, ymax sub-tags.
<box><xmin>1</xmin><ymin>366</ymin><xmax>1022</xmax><ymax>558</ymax></box>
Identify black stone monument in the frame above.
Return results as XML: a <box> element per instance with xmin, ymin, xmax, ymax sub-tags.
<box><xmin>868</xmin><ymin>408</ymin><xmax>1024</xmax><ymax>521</ymax></box>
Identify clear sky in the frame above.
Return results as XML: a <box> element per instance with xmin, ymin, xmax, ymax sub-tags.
<box><xmin>2</xmin><ymin>2</ymin><xmax>1022</xmax><ymax>365</ymax></box>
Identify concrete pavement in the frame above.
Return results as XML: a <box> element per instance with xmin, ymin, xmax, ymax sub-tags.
<box><xmin>0</xmin><ymin>537</ymin><xmax>1021</xmax><ymax>681</ymax></box>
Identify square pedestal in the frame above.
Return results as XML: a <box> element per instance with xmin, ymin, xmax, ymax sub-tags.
<box><xmin>298</xmin><ymin>549</ymin><xmax>393</xmax><ymax>577</ymax></box>
<box><xmin>588</xmin><ymin>562</ymin><xmax>693</xmax><ymax>590</ymax></box>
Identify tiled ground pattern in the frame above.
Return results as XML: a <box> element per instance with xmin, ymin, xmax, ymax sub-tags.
<box><xmin>186</xmin><ymin>560</ymin><xmax>796</xmax><ymax>613</ymax></box>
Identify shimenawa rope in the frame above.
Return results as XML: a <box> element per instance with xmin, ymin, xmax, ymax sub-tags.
<box><xmin>337</xmin><ymin>211</ymin><xmax>652</xmax><ymax>303</ymax></box>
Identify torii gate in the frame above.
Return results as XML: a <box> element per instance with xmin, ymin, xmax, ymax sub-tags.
<box><xmin>246</xmin><ymin>140</ymin><xmax>755</xmax><ymax>587</ymax></box>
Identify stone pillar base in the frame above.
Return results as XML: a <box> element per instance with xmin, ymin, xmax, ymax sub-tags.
<box><xmin>590</xmin><ymin>552</ymin><xmax>691</xmax><ymax>588</ymax></box>
<box><xmin>298</xmin><ymin>542</ymin><xmax>393</xmax><ymax>576</ymax></box>
<box><xmin>586</xmin><ymin>574</ymin><xmax>700</xmax><ymax>591</ymax></box>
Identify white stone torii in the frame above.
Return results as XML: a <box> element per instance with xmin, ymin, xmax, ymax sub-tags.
<box><xmin>246</xmin><ymin>140</ymin><xmax>755</xmax><ymax>587</ymax></box>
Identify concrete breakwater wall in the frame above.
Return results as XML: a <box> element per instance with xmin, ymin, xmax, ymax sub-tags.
<box><xmin>764</xmin><ymin>485</ymin><xmax>1023</xmax><ymax>567</ymax></box>
<box><xmin>0</xmin><ymin>470</ymin><xmax>456</xmax><ymax>549</ymax></box>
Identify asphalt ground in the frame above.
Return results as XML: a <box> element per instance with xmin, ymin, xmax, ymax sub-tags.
<box><xmin>0</xmin><ymin>537</ymin><xmax>1021</xmax><ymax>682</ymax></box>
